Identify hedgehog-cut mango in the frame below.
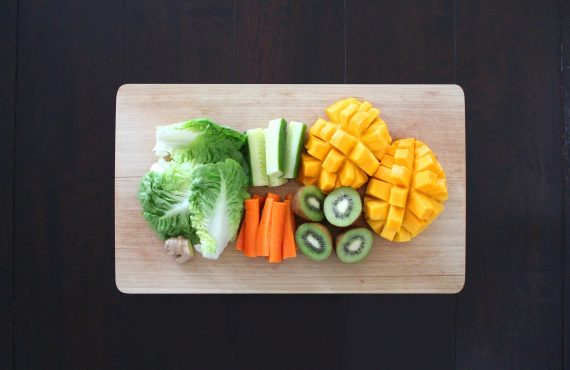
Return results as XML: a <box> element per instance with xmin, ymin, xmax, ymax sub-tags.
<box><xmin>363</xmin><ymin>138</ymin><xmax>448</xmax><ymax>242</ymax></box>
<box><xmin>298</xmin><ymin>98</ymin><xmax>392</xmax><ymax>193</ymax></box>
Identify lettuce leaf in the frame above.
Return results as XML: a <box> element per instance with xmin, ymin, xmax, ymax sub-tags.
<box><xmin>153</xmin><ymin>118</ymin><xmax>246</xmax><ymax>163</ymax></box>
<box><xmin>138</xmin><ymin>161</ymin><xmax>198</xmax><ymax>241</ymax></box>
<box><xmin>188</xmin><ymin>159</ymin><xmax>250</xmax><ymax>259</ymax></box>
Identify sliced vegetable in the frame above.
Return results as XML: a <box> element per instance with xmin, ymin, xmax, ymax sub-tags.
<box><xmin>264</xmin><ymin>119</ymin><xmax>287</xmax><ymax>177</ymax></box>
<box><xmin>269</xmin><ymin>202</ymin><xmax>287</xmax><ymax>263</ymax></box>
<box><xmin>253</xmin><ymin>193</ymin><xmax>266</xmax><ymax>210</ymax></box>
<box><xmin>266</xmin><ymin>193</ymin><xmax>281</xmax><ymax>202</ymax></box>
<box><xmin>236</xmin><ymin>220</ymin><xmax>246</xmax><ymax>251</ymax></box>
<box><xmin>256</xmin><ymin>198</ymin><xmax>274</xmax><ymax>256</ymax></box>
<box><xmin>243</xmin><ymin>198</ymin><xmax>260</xmax><ymax>257</ymax></box>
<box><xmin>247</xmin><ymin>128</ymin><xmax>269</xmax><ymax>186</ymax></box>
<box><xmin>282</xmin><ymin>199</ymin><xmax>297</xmax><ymax>259</ymax></box>
<box><xmin>283</xmin><ymin>121</ymin><xmax>307</xmax><ymax>178</ymax></box>
<box><xmin>268</xmin><ymin>175</ymin><xmax>288</xmax><ymax>187</ymax></box>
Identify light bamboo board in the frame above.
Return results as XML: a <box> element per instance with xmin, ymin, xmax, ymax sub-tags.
<box><xmin>115</xmin><ymin>84</ymin><xmax>465</xmax><ymax>293</ymax></box>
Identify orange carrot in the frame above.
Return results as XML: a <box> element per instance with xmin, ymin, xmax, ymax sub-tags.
<box><xmin>266</xmin><ymin>192</ymin><xmax>281</xmax><ymax>202</ymax></box>
<box><xmin>258</xmin><ymin>195</ymin><xmax>266</xmax><ymax>210</ymax></box>
<box><xmin>243</xmin><ymin>199</ymin><xmax>260</xmax><ymax>257</ymax></box>
<box><xmin>269</xmin><ymin>202</ymin><xmax>287</xmax><ymax>263</ymax></box>
<box><xmin>256</xmin><ymin>198</ymin><xmax>274</xmax><ymax>256</ymax></box>
<box><xmin>236</xmin><ymin>219</ymin><xmax>246</xmax><ymax>251</ymax></box>
<box><xmin>285</xmin><ymin>193</ymin><xmax>293</xmax><ymax>201</ymax></box>
<box><xmin>252</xmin><ymin>194</ymin><xmax>266</xmax><ymax>210</ymax></box>
<box><xmin>282</xmin><ymin>199</ymin><xmax>296</xmax><ymax>259</ymax></box>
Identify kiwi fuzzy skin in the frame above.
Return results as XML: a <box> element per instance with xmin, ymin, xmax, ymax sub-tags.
<box><xmin>292</xmin><ymin>186</ymin><xmax>325</xmax><ymax>221</ymax></box>
<box><xmin>295</xmin><ymin>222</ymin><xmax>333</xmax><ymax>261</ymax></box>
<box><xmin>334</xmin><ymin>227</ymin><xmax>374</xmax><ymax>263</ymax></box>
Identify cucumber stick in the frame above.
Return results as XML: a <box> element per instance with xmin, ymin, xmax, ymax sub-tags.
<box><xmin>265</xmin><ymin>118</ymin><xmax>287</xmax><ymax>177</ymax></box>
<box><xmin>263</xmin><ymin>127</ymin><xmax>288</xmax><ymax>186</ymax></box>
<box><xmin>268</xmin><ymin>175</ymin><xmax>288</xmax><ymax>187</ymax></box>
<box><xmin>282</xmin><ymin>121</ymin><xmax>307</xmax><ymax>178</ymax></box>
<box><xmin>246</xmin><ymin>128</ymin><xmax>269</xmax><ymax>186</ymax></box>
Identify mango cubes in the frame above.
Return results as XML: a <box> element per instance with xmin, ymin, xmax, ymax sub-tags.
<box><xmin>363</xmin><ymin>139</ymin><xmax>448</xmax><ymax>242</ymax></box>
<box><xmin>297</xmin><ymin>98</ymin><xmax>392</xmax><ymax>192</ymax></box>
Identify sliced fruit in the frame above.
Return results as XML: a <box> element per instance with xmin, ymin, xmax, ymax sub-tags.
<box><xmin>292</xmin><ymin>185</ymin><xmax>325</xmax><ymax>221</ymax></box>
<box><xmin>295</xmin><ymin>223</ymin><xmax>333</xmax><ymax>262</ymax></box>
<box><xmin>300</xmin><ymin>98</ymin><xmax>392</xmax><ymax>193</ymax></box>
<box><xmin>322</xmin><ymin>149</ymin><xmax>346</xmax><ymax>173</ymax></box>
<box><xmin>306</xmin><ymin>137</ymin><xmax>332</xmax><ymax>160</ymax></box>
<box><xmin>300</xmin><ymin>153</ymin><xmax>322</xmax><ymax>178</ymax></box>
<box><xmin>324</xmin><ymin>187</ymin><xmax>362</xmax><ymax>227</ymax></box>
<box><xmin>318</xmin><ymin>169</ymin><xmax>337</xmax><ymax>193</ymax></box>
<box><xmin>364</xmin><ymin>138</ymin><xmax>448</xmax><ymax>241</ymax></box>
<box><xmin>335</xmin><ymin>227</ymin><xmax>374</xmax><ymax>264</ymax></box>
<box><xmin>339</xmin><ymin>160</ymin><xmax>357</xmax><ymax>186</ymax></box>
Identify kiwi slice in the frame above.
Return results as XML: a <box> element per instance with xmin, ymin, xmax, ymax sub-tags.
<box><xmin>292</xmin><ymin>185</ymin><xmax>325</xmax><ymax>221</ymax></box>
<box><xmin>323</xmin><ymin>187</ymin><xmax>362</xmax><ymax>227</ymax></box>
<box><xmin>295</xmin><ymin>223</ymin><xmax>332</xmax><ymax>261</ymax></box>
<box><xmin>335</xmin><ymin>228</ymin><xmax>374</xmax><ymax>263</ymax></box>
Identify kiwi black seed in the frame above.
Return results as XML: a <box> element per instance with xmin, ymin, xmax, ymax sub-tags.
<box><xmin>323</xmin><ymin>187</ymin><xmax>362</xmax><ymax>227</ymax></box>
<box><xmin>335</xmin><ymin>227</ymin><xmax>373</xmax><ymax>263</ymax></box>
<box><xmin>292</xmin><ymin>185</ymin><xmax>325</xmax><ymax>221</ymax></box>
<box><xmin>295</xmin><ymin>223</ymin><xmax>332</xmax><ymax>261</ymax></box>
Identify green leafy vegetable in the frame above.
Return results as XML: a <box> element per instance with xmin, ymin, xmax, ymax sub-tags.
<box><xmin>138</xmin><ymin>160</ymin><xmax>198</xmax><ymax>242</ymax></box>
<box><xmin>153</xmin><ymin>118</ymin><xmax>247</xmax><ymax>164</ymax></box>
<box><xmin>188</xmin><ymin>159</ymin><xmax>250</xmax><ymax>259</ymax></box>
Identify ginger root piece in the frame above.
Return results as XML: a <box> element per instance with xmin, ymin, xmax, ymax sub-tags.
<box><xmin>164</xmin><ymin>236</ymin><xmax>193</xmax><ymax>264</ymax></box>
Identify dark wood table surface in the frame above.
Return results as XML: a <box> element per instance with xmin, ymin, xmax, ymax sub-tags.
<box><xmin>1</xmin><ymin>1</ymin><xmax>568</xmax><ymax>369</ymax></box>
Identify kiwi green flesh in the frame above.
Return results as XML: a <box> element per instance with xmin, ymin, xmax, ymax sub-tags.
<box><xmin>292</xmin><ymin>185</ymin><xmax>325</xmax><ymax>221</ymax></box>
<box><xmin>324</xmin><ymin>187</ymin><xmax>362</xmax><ymax>227</ymax></box>
<box><xmin>295</xmin><ymin>223</ymin><xmax>332</xmax><ymax>261</ymax></box>
<box><xmin>335</xmin><ymin>228</ymin><xmax>373</xmax><ymax>263</ymax></box>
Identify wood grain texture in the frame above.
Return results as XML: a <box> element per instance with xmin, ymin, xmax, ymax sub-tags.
<box><xmin>235</xmin><ymin>0</ymin><xmax>345</xmax><ymax>83</ymax></box>
<box><xmin>121</xmin><ymin>3</ymin><xmax>237</xmax><ymax>370</ymax></box>
<box><xmin>344</xmin><ymin>2</ymin><xmax>457</xmax><ymax>369</ymax></box>
<box><xmin>233</xmin><ymin>4</ymin><xmax>345</xmax><ymax>369</ymax></box>
<box><xmin>456</xmin><ymin>1</ymin><xmax>564</xmax><ymax>368</ymax></box>
<box><xmin>115</xmin><ymin>84</ymin><xmax>465</xmax><ymax>293</ymax></box>
<box><xmin>347</xmin><ymin>0</ymin><xmax>454</xmax><ymax>84</ymax></box>
<box><xmin>14</xmin><ymin>1</ymin><xmax>122</xmax><ymax>368</ymax></box>
<box><xmin>124</xmin><ymin>0</ymin><xmax>234</xmax><ymax>83</ymax></box>
<box><xmin>0</xmin><ymin>0</ymin><xmax>17</xmax><ymax>367</ymax></box>
<box><xmin>560</xmin><ymin>1</ymin><xmax>570</xmax><ymax>369</ymax></box>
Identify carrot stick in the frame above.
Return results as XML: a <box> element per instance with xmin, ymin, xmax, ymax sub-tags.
<box><xmin>236</xmin><ymin>219</ymin><xmax>246</xmax><ymax>251</ymax></box>
<box><xmin>256</xmin><ymin>198</ymin><xmax>274</xmax><ymax>256</ymax></box>
<box><xmin>252</xmin><ymin>194</ymin><xmax>266</xmax><ymax>210</ymax></box>
<box><xmin>285</xmin><ymin>193</ymin><xmax>293</xmax><ymax>201</ymax></box>
<box><xmin>269</xmin><ymin>202</ymin><xmax>287</xmax><ymax>263</ymax></box>
<box><xmin>266</xmin><ymin>192</ymin><xmax>281</xmax><ymax>202</ymax></box>
<box><xmin>243</xmin><ymin>199</ymin><xmax>260</xmax><ymax>257</ymax></box>
<box><xmin>282</xmin><ymin>199</ymin><xmax>296</xmax><ymax>259</ymax></box>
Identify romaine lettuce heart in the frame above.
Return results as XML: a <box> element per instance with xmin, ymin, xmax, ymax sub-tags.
<box><xmin>188</xmin><ymin>159</ymin><xmax>250</xmax><ymax>259</ymax></box>
<box><xmin>138</xmin><ymin>161</ymin><xmax>198</xmax><ymax>241</ymax></box>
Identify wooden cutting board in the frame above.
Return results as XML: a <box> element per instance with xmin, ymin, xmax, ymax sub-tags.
<box><xmin>115</xmin><ymin>84</ymin><xmax>465</xmax><ymax>293</ymax></box>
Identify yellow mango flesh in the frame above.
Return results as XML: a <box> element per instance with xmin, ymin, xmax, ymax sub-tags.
<box><xmin>364</xmin><ymin>138</ymin><xmax>448</xmax><ymax>242</ymax></box>
<box><xmin>299</xmin><ymin>97</ymin><xmax>392</xmax><ymax>193</ymax></box>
